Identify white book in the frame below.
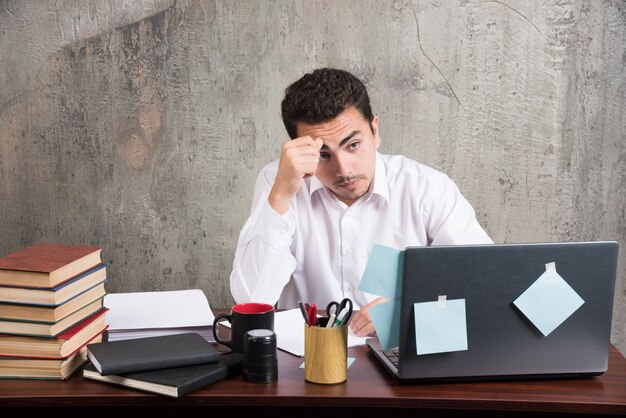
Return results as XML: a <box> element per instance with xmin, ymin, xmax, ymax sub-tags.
<box><xmin>104</xmin><ymin>289</ymin><xmax>215</xmax><ymax>342</ymax></box>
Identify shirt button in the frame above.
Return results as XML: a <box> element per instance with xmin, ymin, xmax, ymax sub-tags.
<box><xmin>344</xmin><ymin>248</ymin><xmax>352</xmax><ymax>256</ymax></box>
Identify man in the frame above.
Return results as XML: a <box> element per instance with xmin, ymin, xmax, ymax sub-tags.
<box><xmin>230</xmin><ymin>68</ymin><xmax>492</xmax><ymax>337</ymax></box>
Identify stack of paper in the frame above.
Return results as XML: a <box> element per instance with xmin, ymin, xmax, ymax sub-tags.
<box><xmin>104</xmin><ymin>289</ymin><xmax>215</xmax><ymax>343</ymax></box>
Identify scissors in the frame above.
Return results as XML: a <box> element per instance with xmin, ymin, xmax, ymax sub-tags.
<box><xmin>326</xmin><ymin>298</ymin><xmax>353</xmax><ymax>325</ymax></box>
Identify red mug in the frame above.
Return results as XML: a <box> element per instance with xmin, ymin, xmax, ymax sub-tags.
<box><xmin>213</xmin><ymin>303</ymin><xmax>274</xmax><ymax>353</ymax></box>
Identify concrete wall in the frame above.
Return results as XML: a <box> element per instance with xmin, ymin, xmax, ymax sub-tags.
<box><xmin>1</xmin><ymin>0</ymin><xmax>624</xmax><ymax>354</ymax></box>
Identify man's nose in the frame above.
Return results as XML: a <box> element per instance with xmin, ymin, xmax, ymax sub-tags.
<box><xmin>334</xmin><ymin>153</ymin><xmax>351</xmax><ymax>177</ymax></box>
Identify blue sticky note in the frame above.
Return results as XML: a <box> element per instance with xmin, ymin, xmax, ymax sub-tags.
<box><xmin>414</xmin><ymin>298</ymin><xmax>468</xmax><ymax>355</ymax></box>
<box><xmin>369</xmin><ymin>299</ymin><xmax>401</xmax><ymax>351</ymax></box>
<box><xmin>513</xmin><ymin>263</ymin><xmax>584</xmax><ymax>336</ymax></box>
<box><xmin>358</xmin><ymin>244</ymin><xmax>403</xmax><ymax>299</ymax></box>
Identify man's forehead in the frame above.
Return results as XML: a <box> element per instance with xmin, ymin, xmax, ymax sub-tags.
<box><xmin>296</xmin><ymin>107</ymin><xmax>367</xmax><ymax>140</ymax></box>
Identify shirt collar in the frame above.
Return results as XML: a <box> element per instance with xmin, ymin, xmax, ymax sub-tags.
<box><xmin>309</xmin><ymin>152</ymin><xmax>390</xmax><ymax>205</ymax></box>
<box><xmin>369</xmin><ymin>152</ymin><xmax>390</xmax><ymax>204</ymax></box>
<box><xmin>309</xmin><ymin>175</ymin><xmax>325</xmax><ymax>196</ymax></box>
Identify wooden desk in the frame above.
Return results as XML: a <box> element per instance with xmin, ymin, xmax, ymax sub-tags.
<box><xmin>1</xmin><ymin>332</ymin><xmax>625</xmax><ymax>417</ymax></box>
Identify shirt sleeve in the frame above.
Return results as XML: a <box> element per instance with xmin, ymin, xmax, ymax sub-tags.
<box><xmin>229</xmin><ymin>166</ymin><xmax>298</xmax><ymax>305</ymax></box>
<box><xmin>425</xmin><ymin>174</ymin><xmax>493</xmax><ymax>245</ymax></box>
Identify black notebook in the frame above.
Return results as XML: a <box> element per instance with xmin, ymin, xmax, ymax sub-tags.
<box><xmin>86</xmin><ymin>332</ymin><xmax>219</xmax><ymax>375</ymax></box>
<box><xmin>83</xmin><ymin>353</ymin><xmax>243</xmax><ymax>398</ymax></box>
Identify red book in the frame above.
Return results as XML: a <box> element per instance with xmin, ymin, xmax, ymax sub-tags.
<box><xmin>0</xmin><ymin>308</ymin><xmax>108</xmax><ymax>359</ymax></box>
<box><xmin>0</xmin><ymin>243</ymin><xmax>102</xmax><ymax>288</ymax></box>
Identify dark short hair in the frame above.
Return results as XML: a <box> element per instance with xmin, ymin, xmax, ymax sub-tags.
<box><xmin>281</xmin><ymin>68</ymin><xmax>374</xmax><ymax>139</ymax></box>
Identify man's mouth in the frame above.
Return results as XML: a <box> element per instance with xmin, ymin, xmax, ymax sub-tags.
<box><xmin>335</xmin><ymin>177</ymin><xmax>361</xmax><ymax>190</ymax></box>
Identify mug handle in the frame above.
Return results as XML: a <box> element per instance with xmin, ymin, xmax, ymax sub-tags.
<box><xmin>212</xmin><ymin>313</ymin><xmax>232</xmax><ymax>347</ymax></box>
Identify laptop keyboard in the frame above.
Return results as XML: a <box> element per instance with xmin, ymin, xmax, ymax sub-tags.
<box><xmin>383</xmin><ymin>348</ymin><xmax>399</xmax><ymax>367</ymax></box>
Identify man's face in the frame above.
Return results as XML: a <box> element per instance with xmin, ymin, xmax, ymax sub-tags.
<box><xmin>296</xmin><ymin>106</ymin><xmax>380</xmax><ymax>206</ymax></box>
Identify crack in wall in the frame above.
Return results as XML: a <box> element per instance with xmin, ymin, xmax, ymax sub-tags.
<box><xmin>409</xmin><ymin>0</ymin><xmax>465</xmax><ymax>113</ymax></box>
<box><xmin>0</xmin><ymin>55</ymin><xmax>50</xmax><ymax>121</ymax></box>
<box><xmin>464</xmin><ymin>0</ymin><xmax>547</xmax><ymax>41</ymax></box>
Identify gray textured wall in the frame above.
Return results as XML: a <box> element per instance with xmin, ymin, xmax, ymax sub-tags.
<box><xmin>1</xmin><ymin>0</ymin><xmax>624</xmax><ymax>354</ymax></box>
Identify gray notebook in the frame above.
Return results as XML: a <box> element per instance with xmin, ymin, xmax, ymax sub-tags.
<box><xmin>87</xmin><ymin>332</ymin><xmax>219</xmax><ymax>375</ymax></box>
<box><xmin>367</xmin><ymin>241</ymin><xmax>619</xmax><ymax>382</ymax></box>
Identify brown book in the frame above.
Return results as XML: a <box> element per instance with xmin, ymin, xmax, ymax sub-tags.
<box><xmin>0</xmin><ymin>243</ymin><xmax>102</xmax><ymax>288</ymax></box>
<box><xmin>0</xmin><ymin>264</ymin><xmax>106</xmax><ymax>306</ymax></box>
<box><xmin>0</xmin><ymin>308</ymin><xmax>107</xmax><ymax>358</ymax></box>
<box><xmin>0</xmin><ymin>346</ymin><xmax>89</xmax><ymax>380</ymax></box>
<box><xmin>0</xmin><ymin>298</ymin><xmax>106</xmax><ymax>337</ymax></box>
<box><xmin>0</xmin><ymin>286</ymin><xmax>105</xmax><ymax>323</ymax></box>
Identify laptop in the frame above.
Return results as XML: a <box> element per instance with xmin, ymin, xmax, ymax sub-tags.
<box><xmin>367</xmin><ymin>241</ymin><xmax>619</xmax><ymax>382</ymax></box>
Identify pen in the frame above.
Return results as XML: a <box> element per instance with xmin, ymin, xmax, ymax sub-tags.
<box><xmin>307</xmin><ymin>304</ymin><xmax>317</xmax><ymax>326</ymax></box>
<box><xmin>333</xmin><ymin>307</ymin><xmax>348</xmax><ymax>327</ymax></box>
<box><xmin>325</xmin><ymin>313</ymin><xmax>336</xmax><ymax>328</ymax></box>
<box><xmin>298</xmin><ymin>300</ymin><xmax>308</xmax><ymax>324</ymax></box>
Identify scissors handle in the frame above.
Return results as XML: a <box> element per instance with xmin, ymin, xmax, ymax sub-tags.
<box><xmin>326</xmin><ymin>298</ymin><xmax>353</xmax><ymax>325</ymax></box>
<box><xmin>326</xmin><ymin>301</ymin><xmax>340</xmax><ymax>317</ymax></box>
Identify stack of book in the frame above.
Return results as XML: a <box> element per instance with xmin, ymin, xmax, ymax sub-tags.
<box><xmin>83</xmin><ymin>333</ymin><xmax>242</xmax><ymax>398</ymax></box>
<box><xmin>0</xmin><ymin>243</ymin><xmax>109</xmax><ymax>380</ymax></box>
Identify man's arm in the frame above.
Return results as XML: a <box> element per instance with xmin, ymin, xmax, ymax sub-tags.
<box><xmin>350</xmin><ymin>172</ymin><xmax>491</xmax><ymax>337</ymax></box>
<box><xmin>229</xmin><ymin>136</ymin><xmax>323</xmax><ymax>305</ymax></box>
<box><xmin>229</xmin><ymin>183</ymin><xmax>297</xmax><ymax>304</ymax></box>
<box><xmin>426</xmin><ymin>174</ymin><xmax>492</xmax><ymax>245</ymax></box>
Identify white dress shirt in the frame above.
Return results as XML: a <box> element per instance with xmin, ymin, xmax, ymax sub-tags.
<box><xmin>230</xmin><ymin>152</ymin><xmax>492</xmax><ymax>309</ymax></box>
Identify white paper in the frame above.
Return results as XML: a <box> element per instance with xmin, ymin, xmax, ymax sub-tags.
<box><xmin>104</xmin><ymin>289</ymin><xmax>215</xmax><ymax>330</ymax></box>
<box><xmin>106</xmin><ymin>326</ymin><xmax>215</xmax><ymax>343</ymax></box>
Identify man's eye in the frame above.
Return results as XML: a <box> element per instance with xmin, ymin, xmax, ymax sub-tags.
<box><xmin>348</xmin><ymin>142</ymin><xmax>359</xmax><ymax>150</ymax></box>
<box><xmin>319</xmin><ymin>153</ymin><xmax>330</xmax><ymax>161</ymax></box>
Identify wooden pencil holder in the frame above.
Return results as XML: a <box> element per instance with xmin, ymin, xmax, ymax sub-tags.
<box><xmin>304</xmin><ymin>323</ymin><xmax>348</xmax><ymax>384</ymax></box>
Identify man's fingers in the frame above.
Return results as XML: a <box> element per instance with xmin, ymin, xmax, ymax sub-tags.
<box><xmin>283</xmin><ymin>143</ymin><xmax>321</xmax><ymax>163</ymax></box>
<box><xmin>355</xmin><ymin>322</ymin><xmax>376</xmax><ymax>337</ymax></box>
<box><xmin>350</xmin><ymin>310</ymin><xmax>370</xmax><ymax>334</ymax></box>
<box><xmin>349</xmin><ymin>297</ymin><xmax>390</xmax><ymax>337</ymax></box>
<box><xmin>350</xmin><ymin>313</ymin><xmax>375</xmax><ymax>337</ymax></box>
<box><xmin>284</xmin><ymin>136</ymin><xmax>319</xmax><ymax>149</ymax></box>
<box><xmin>291</xmin><ymin>155</ymin><xmax>319</xmax><ymax>175</ymax></box>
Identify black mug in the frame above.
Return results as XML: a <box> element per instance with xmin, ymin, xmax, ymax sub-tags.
<box><xmin>213</xmin><ymin>303</ymin><xmax>274</xmax><ymax>353</ymax></box>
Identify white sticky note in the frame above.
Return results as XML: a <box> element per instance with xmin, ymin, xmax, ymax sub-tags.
<box><xmin>513</xmin><ymin>262</ymin><xmax>584</xmax><ymax>336</ymax></box>
<box><xmin>300</xmin><ymin>357</ymin><xmax>356</xmax><ymax>369</ymax></box>
<box><xmin>414</xmin><ymin>298</ymin><xmax>468</xmax><ymax>355</ymax></box>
